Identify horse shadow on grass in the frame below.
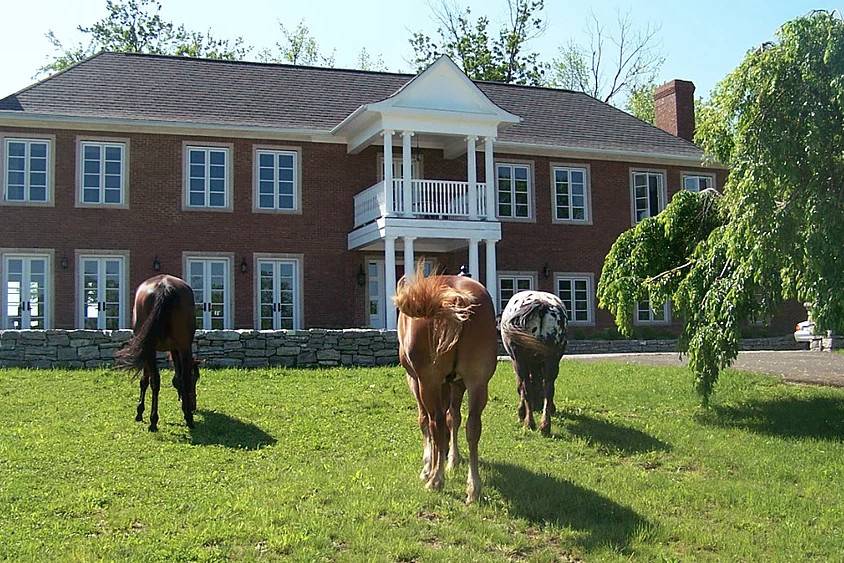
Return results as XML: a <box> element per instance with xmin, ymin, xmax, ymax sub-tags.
<box><xmin>697</xmin><ymin>396</ymin><xmax>844</xmax><ymax>441</ymax></box>
<box><xmin>555</xmin><ymin>412</ymin><xmax>671</xmax><ymax>455</ymax></box>
<box><xmin>188</xmin><ymin>409</ymin><xmax>277</xmax><ymax>450</ymax></box>
<box><xmin>487</xmin><ymin>461</ymin><xmax>652</xmax><ymax>553</ymax></box>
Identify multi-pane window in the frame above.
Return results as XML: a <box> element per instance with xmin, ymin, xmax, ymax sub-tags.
<box><xmin>80</xmin><ymin>141</ymin><xmax>125</xmax><ymax>205</ymax></box>
<box><xmin>683</xmin><ymin>174</ymin><xmax>714</xmax><ymax>193</ymax></box>
<box><xmin>80</xmin><ymin>256</ymin><xmax>125</xmax><ymax>329</ymax></box>
<box><xmin>3</xmin><ymin>255</ymin><xmax>50</xmax><ymax>329</ymax></box>
<box><xmin>553</xmin><ymin>166</ymin><xmax>588</xmax><ymax>222</ymax></box>
<box><xmin>257</xmin><ymin>258</ymin><xmax>300</xmax><ymax>329</ymax></box>
<box><xmin>256</xmin><ymin>150</ymin><xmax>297</xmax><ymax>211</ymax></box>
<box><xmin>188</xmin><ymin>258</ymin><xmax>230</xmax><ymax>329</ymax></box>
<box><xmin>498</xmin><ymin>273</ymin><xmax>534</xmax><ymax>312</ymax></box>
<box><xmin>186</xmin><ymin>147</ymin><xmax>229</xmax><ymax>208</ymax></box>
<box><xmin>496</xmin><ymin>163</ymin><xmax>531</xmax><ymax>218</ymax></box>
<box><xmin>632</xmin><ymin>170</ymin><xmax>666</xmax><ymax>223</ymax></box>
<box><xmin>637</xmin><ymin>299</ymin><xmax>669</xmax><ymax>324</ymax></box>
<box><xmin>556</xmin><ymin>274</ymin><xmax>593</xmax><ymax>324</ymax></box>
<box><xmin>4</xmin><ymin>139</ymin><xmax>49</xmax><ymax>203</ymax></box>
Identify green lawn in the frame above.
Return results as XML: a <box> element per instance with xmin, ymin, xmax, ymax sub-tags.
<box><xmin>1</xmin><ymin>361</ymin><xmax>843</xmax><ymax>561</ymax></box>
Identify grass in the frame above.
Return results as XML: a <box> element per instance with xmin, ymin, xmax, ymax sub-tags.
<box><xmin>2</xmin><ymin>361</ymin><xmax>844</xmax><ymax>561</ymax></box>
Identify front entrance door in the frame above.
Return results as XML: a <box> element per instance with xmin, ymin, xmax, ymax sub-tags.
<box><xmin>367</xmin><ymin>258</ymin><xmax>436</xmax><ymax>329</ymax></box>
<box><xmin>188</xmin><ymin>258</ymin><xmax>229</xmax><ymax>329</ymax></box>
<box><xmin>3</xmin><ymin>255</ymin><xmax>49</xmax><ymax>329</ymax></box>
<box><xmin>257</xmin><ymin>259</ymin><xmax>299</xmax><ymax>329</ymax></box>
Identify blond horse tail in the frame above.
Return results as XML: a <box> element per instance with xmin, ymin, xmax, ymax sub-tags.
<box><xmin>393</xmin><ymin>262</ymin><xmax>477</xmax><ymax>360</ymax></box>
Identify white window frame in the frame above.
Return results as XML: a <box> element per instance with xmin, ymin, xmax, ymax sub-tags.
<box><xmin>0</xmin><ymin>135</ymin><xmax>55</xmax><ymax>207</ymax></box>
<box><xmin>634</xmin><ymin>299</ymin><xmax>672</xmax><ymax>326</ymax></box>
<box><xmin>0</xmin><ymin>249</ymin><xmax>54</xmax><ymax>329</ymax></box>
<box><xmin>76</xmin><ymin>137</ymin><xmax>129</xmax><ymax>208</ymax></box>
<box><xmin>182</xmin><ymin>253</ymin><xmax>234</xmax><ymax>329</ymax></box>
<box><xmin>182</xmin><ymin>143</ymin><xmax>233</xmax><ymax>212</ymax></box>
<box><xmin>75</xmin><ymin>251</ymin><xmax>130</xmax><ymax>329</ymax></box>
<box><xmin>551</xmin><ymin>163</ymin><xmax>592</xmax><ymax>224</ymax></box>
<box><xmin>554</xmin><ymin>272</ymin><xmax>595</xmax><ymax>326</ymax></box>
<box><xmin>497</xmin><ymin>271</ymin><xmax>537</xmax><ymax>312</ymax></box>
<box><xmin>253</xmin><ymin>253</ymin><xmax>304</xmax><ymax>330</ymax></box>
<box><xmin>630</xmin><ymin>169</ymin><xmax>667</xmax><ymax>225</ymax></box>
<box><xmin>681</xmin><ymin>172</ymin><xmax>716</xmax><ymax>193</ymax></box>
<box><xmin>252</xmin><ymin>146</ymin><xmax>302</xmax><ymax>214</ymax></box>
<box><xmin>495</xmin><ymin>161</ymin><xmax>534</xmax><ymax>221</ymax></box>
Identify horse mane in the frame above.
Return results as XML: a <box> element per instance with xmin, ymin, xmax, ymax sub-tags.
<box><xmin>393</xmin><ymin>262</ymin><xmax>477</xmax><ymax>361</ymax></box>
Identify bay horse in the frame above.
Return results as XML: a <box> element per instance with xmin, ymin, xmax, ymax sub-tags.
<box><xmin>115</xmin><ymin>274</ymin><xmax>200</xmax><ymax>432</ymax></box>
<box><xmin>500</xmin><ymin>290</ymin><xmax>568</xmax><ymax>436</ymax></box>
<box><xmin>394</xmin><ymin>263</ymin><xmax>497</xmax><ymax>504</ymax></box>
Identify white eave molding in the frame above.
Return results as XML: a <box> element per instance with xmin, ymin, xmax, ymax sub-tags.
<box><xmin>331</xmin><ymin>56</ymin><xmax>521</xmax><ymax>154</ymax></box>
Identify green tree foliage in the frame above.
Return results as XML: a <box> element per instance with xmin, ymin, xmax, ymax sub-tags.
<box><xmin>409</xmin><ymin>0</ymin><xmax>547</xmax><ymax>85</ymax></box>
<box><xmin>626</xmin><ymin>83</ymin><xmax>656</xmax><ymax>123</ymax></box>
<box><xmin>38</xmin><ymin>0</ymin><xmax>249</xmax><ymax>76</ymax></box>
<box><xmin>258</xmin><ymin>20</ymin><xmax>336</xmax><ymax>67</ymax></box>
<box><xmin>598</xmin><ymin>11</ymin><xmax>844</xmax><ymax>404</ymax></box>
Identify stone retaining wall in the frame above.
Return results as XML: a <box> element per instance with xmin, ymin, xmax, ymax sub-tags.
<box><xmin>0</xmin><ymin>330</ymin><xmax>805</xmax><ymax>369</ymax></box>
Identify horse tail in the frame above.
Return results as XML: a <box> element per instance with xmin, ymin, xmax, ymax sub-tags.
<box><xmin>501</xmin><ymin>294</ymin><xmax>567</xmax><ymax>358</ymax></box>
<box><xmin>115</xmin><ymin>284</ymin><xmax>176</xmax><ymax>375</ymax></box>
<box><xmin>393</xmin><ymin>262</ymin><xmax>477</xmax><ymax>360</ymax></box>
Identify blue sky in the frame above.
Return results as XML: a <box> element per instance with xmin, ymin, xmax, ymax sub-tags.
<box><xmin>1</xmin><ymin>0</ymin><xmax>841</xmax><ymax>101</ymax></box>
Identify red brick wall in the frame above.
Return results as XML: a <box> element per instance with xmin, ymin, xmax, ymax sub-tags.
<box><xmin>3</xmin><ymin>126</ymin><xmax>793</xmax><ymax>334</ymax></box>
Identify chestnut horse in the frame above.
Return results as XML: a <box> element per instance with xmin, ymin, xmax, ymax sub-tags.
<box><xmin>115</xmin><ymin>274</ymin><xmax>200</xmax><ymax>432</ymax></box>
<box><xmin>394</xmin><ymin>264</ymin><xmax>497</xmax><ymax>503</ymax></box>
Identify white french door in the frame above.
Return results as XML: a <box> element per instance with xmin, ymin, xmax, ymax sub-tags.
<box><xmin>79</xmin><ymin>256</ymin><xmax>125</xmax><ymax>329</ymax></box>
<box><xmin>188</xmin><ymin>258</ymin><xmax>230</xmax><ymax>329</ymax></box>
<box><xmin>3</xmin><ymin>255</ymin><xmax>50</xmax><ymax>329</ymax></box>
<box><xmin>257</xmin><ymin>259</ymin><xmax>300</xmax><ymax>329</ymax></box>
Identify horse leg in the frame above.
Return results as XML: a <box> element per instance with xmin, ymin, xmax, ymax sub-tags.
<box><xmin>465</xmin><ymin>381</ymin><xmax>489</xmax><ymax>504</ymax></box>
<box><xmin>419</xmin><ymin>380</ymin><xmax>447</xmax><ymax>492</ymax></box>
<box><xmin>135</xmin><ymin>367</ymin><xmax>149</xmax><ymax>422</ymax></box>
<box><xmin>148</xmin><ymin>360</ymin><xmax>161</xmax><ymax>432</ymax></box>
<box><xmin>407</xmin><ymin>373</ymin><xmax>432</xmax><ymax>481</ymax></box>
<box><xmin>179</xmin><ymin>349</ymin><xmax>195</xmax><ymax>428</ymax></box>
<box><xmin>539</xmin><ymin>358</ymin><xmax>560</xmax><ymax>437</ymax></box>
<box><xmin>446</xmin><ymin>380</ymin><xmax>466</xmax><ymax>471</ymax></box>
<box><xmin>513</xmin><ymin>358</ymin><xmax>535</xmax><ymax>430</ymax></box>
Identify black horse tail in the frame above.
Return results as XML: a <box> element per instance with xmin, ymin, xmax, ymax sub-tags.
<box><xmin>115</xmin><ymin>284</ymin><xmax>176</xmax><ymax>375</ymax></box>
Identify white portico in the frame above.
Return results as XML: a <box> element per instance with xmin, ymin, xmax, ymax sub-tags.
<box><xmin>333</xmin><ymin>56</ymin><xmax>520</xmax><ymax>329</ymax></box>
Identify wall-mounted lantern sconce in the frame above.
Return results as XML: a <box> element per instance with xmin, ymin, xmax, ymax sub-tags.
<box><xmin>152</xmin><ymin>256</ymin><xmax>161</xmax><ymax>272</ymax></box>
<box><xmin>356</xmin><ymin>264</ymin><xmax>366</xmax><ymax>287</ymax></box>
<box><xmin>240</xmin><ymin>258</ymin><xmax>248</xmax><ymax>274</ymax></box>
<box><xmin>542</xmin><ymin>262</ymin><xmax>551</xmax><ymax>279</ymax></box>
<box><xmin>60</xmin><ymin>255</ymin><xmax>68</xmax><ymax>270</ymax></box>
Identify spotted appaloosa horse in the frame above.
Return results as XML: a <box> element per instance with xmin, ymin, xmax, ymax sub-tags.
<box><xmin>500</xmin><ymin>290</ymin><xmax>568</xmax><ymax>436</ymax></box>
<box><xmin>115</xmin><ymin>274</ymin><xmax>201</xmax><ymax>432</ymax></box>
<box><xmin>395</xmin><ymin>264</ymin><xmax>497</xmax><ymax>503</ymax></box>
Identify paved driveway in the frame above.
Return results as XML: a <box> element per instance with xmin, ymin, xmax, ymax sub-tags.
<box><xmin>567</xmin><ymin>351</ymin><xmax>844</xmax><ymax>387</ymax></box>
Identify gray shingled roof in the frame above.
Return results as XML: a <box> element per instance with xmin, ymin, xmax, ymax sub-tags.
<box><xmin>0</xmin><ymin>52</ymin><xmax>704</xmax><ymax>159</ymax></box>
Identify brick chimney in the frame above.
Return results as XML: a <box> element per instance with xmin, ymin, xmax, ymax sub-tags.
<box><xmin>654</xmin><ymin>79</ymin><xmax>696</xmax><ymax>142</ymax></box>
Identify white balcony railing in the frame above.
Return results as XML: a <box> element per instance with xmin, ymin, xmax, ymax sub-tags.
<box><xmin>353</xmin><ymin>179</ymin><xmax>489</xmax><ymax>227</ymax></box>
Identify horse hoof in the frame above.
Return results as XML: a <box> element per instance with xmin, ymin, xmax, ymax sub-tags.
<box><xmin>135</xmin><ymin>414</ymin><xmax>143</xmax><ymax>422</ymax></box>
<box><xmin>466</xmin><ymin>484</ymin><xmax>481</xmax><ymax>504</ymax></box>
<box><xmin>148</xmin><ymin>424</ymin><xmax>158</xmax><ymax>432</ymax></box>
<box><xmin>447</xmin><ymin>456</ymin><xmax>461</xmax><ymax>471</ymax></box>
<box><xmin>425</xmin><ymin>476</ymin><xmax>444</xmax><ymax>491</ymax></box>
<box><xmin>540</xmin><ymin>424</ymin><xmax>551</xmax><ymax>437</ymax></box>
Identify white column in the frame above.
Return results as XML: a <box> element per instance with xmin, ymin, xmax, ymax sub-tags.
<box><xmin>383</xmin><ymin>130</ymin><xmax>394</xmax><ymax>216</ymax></box>
<box><xmin>484</xmin><ymin>136</ymin><xmax>496</xmax><ymax>220</ymax></box>
<box><xmin>401</xmin><ymin>131</ymin><xmax>413</xmax><ymax>217</ymax></box>
<box><xmin>467</xmin><ymin>136</ymin><xmax>478</xmax><ymax>220</ymax></box>
<box><xmin>385</xmin><ymin>235</ymin><xmax>397</xmax><ymax>330</ymax></box>
<box><xmin>403</xmin><ymin>236</ymin><xmax>415</xmax><ymax>281</ymax></box>
<box><xmin>468</xmin><ymin>237</ymin><xmax>479</xmax><ymax>280</ymax></box>
<box><xmin>485</xmin><ymin>239</ymin><xmax>498</xmax><ymax>312</ymax></box>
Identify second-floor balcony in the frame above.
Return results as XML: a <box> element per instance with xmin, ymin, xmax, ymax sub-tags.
<box><xmin>353</xmin><ymin>179</ymin><xmax>491</xmax><ymax>227</ymax></box>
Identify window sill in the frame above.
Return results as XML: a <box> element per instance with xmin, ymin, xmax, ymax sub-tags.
<box><xmin>0</xmin><ymin>200</ymin><xmax>54</xmax><ymax>207</ymax></box>
<box><xmin>75</xmin><ymin>202</ymin><xmax>129</xmax><ymax>210</ymax></box>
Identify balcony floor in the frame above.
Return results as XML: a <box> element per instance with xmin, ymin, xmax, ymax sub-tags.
<box><xmin>348</xmin><ymin>216</ymin><xmax>501</xmax><ymax>251</ymax></box>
